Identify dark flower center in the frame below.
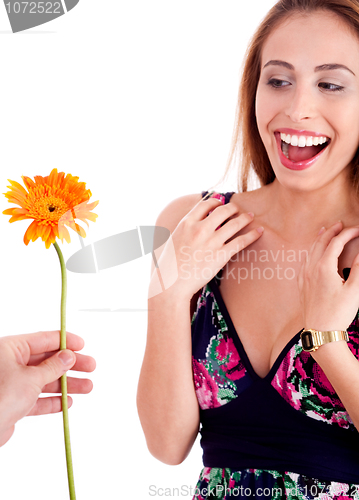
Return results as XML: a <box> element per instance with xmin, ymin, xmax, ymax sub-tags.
<box><xmin>48</xmin><ymin>205</ymin><xmax>56</xmax><ymax>212</ymax></box>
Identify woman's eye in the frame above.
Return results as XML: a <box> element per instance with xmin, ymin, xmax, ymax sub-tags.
<box><xmin>318</xmin><ymin>82</ymin><xmax>344</xmax><ymax>92</ymax></box>
<box><xmin>266</xmin><ymin>78</ymin><xmax>290</xmax><ymax>89</ymax></box>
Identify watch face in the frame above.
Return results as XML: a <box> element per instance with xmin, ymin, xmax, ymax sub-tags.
<box><xmin>301</xmin><ymin>331</ymin><xmax>314</xmax><ymax>351</ymax></box>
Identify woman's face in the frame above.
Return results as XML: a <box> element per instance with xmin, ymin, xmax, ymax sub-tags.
<box><xmin>255</xmin><ymin>11</ymin><xmax>359</xmax><ymax>192</ymax></box>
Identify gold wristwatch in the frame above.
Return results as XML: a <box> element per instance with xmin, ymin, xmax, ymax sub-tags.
<box><xmin>300</xmin><ymin>329</ymin><xmax>349</xmax><ymax>352</ymax></box>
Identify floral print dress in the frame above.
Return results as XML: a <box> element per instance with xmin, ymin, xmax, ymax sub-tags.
<box><xmin>190</xmin><ymin>191</ymin><xmax>359</xmax><ymax>500</ymax></box>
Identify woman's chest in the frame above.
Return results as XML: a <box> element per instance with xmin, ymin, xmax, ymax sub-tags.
<box><xmin>218</xmin><ymin>255</ymin><xmax>305</xmax><ymax>378</ymax></box>
<box><xmin>210</xmin><ymin>200</ymin><xmax>359</xmax><ymax>377</ymax></box>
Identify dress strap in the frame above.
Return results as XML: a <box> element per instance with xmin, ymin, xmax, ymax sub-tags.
<box><xmin>201</xmin><ymin>190</ymin><xmax>235</xmax><ymax>205</ymax></box>
<box><xmin>201</xmin><ymin>190</ymin><xmax>236</xmax><ymax>287</ymax></box>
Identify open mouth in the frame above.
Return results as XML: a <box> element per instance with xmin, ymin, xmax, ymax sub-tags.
<box><xmin>279</xmin><ymin>132</ymin><xmax>331</xmax><ymax>163</ymax></box>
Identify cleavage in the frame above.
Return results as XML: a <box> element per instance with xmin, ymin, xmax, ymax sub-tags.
<box><xmin>216</xmin><ymin>263</ymin><xmax>304</xmax><ymax>379</ymax></box>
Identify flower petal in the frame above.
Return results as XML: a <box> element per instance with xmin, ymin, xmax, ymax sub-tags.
<box><xmin>83</xmin><ymin>212</ymin><xmax>98</xmax><ymax>223</ymax></box>
<box><xmin>47</xmin><ymin>168</ymin><xmax>58</xmax><ymax>186</ymax></box>
<box><xmin>7</xmin><ymin>179</ymin><xmax>28</xmax><ymax>196</ymax></box>
<box><xmin>3</xmin><ymin>191</ymin><xmax>28</xmax><ymax>208</ymax></box>
<box><xmin>58</xmin><ymin>224</ymin><xmax>71</xmax><ymax>244</ymax></box>
<box><xmin>22</xmin><ymin>176</ymin><xmax>36</xmax><ymax>190</ymax></box>
<box><xmin>23</xmin><ymin>220</ymin><xmax>39</xmax><ymax>245</ymax></box>
<box><xmin>42</xmin><ymin>225</ymin><xmax>52</xmax><ymax>242</ymax></box>
<box><xmin>8</xmin><ymin>214</ymin><xmax>30</xmax><ymax>223</ymax></box>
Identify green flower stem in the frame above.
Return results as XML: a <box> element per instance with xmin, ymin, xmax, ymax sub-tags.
<box><xmin>53</xmin><ymin>241</ymin><xmax>76</xmax><ymax>500</ymax></box>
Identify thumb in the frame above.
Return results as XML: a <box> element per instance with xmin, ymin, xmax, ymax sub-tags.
<box><xmin>35</xmin><ymin>350</ymin><xmax>76</xmax><ymax>389</ymax></box>
<box><xmin>0</xmin><ymin>425</ymin><xmax>15</xmax><ymax>448</ymax></box>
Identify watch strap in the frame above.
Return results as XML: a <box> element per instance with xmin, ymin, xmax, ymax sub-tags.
<box><xmin>313</xmin><ymin>329</ymin><xmax>349</xmax><ymax>346</ymax></box>
<box><xmin>301</xmin><ymin>329</ymin><xmax>349</xmax><ymax>352</ymax></box>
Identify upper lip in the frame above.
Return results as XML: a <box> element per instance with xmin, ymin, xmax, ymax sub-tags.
<box><xmin>275</xmin><ymin>128</ymin><xmax>331</xmax><ymax>139</ymax></box>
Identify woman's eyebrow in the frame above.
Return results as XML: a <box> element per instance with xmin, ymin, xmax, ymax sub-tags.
<box><xmin>263</xmin><ymin>60</ymin><xmax>355</xmax><ymax>76</ymax></box>
<box><xmin>263</xmin><ymin>60</ymin><xmax>294</xmax><ymax>70</ymax></box>
<box><xmin>314</xmin><ymin>63</ymin><xmax>355</xmax><ymax>76</ymax></box>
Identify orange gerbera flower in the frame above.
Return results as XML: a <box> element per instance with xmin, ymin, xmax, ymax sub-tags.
<box><xmin>3</xmin><ymin>168</ymin><xmax>99</xmax><ymax>248</ymax></box>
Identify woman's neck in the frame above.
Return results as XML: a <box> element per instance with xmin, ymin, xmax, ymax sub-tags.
<box><xmin>260</xmin><ymin>176</ymin><xmax>359</xmax><ymax>244</ymax></box>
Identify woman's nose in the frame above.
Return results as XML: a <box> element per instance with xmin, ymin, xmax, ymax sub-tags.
<box><xmin>286</xmin><ymin>87</ymin><xmax>316</xmax><ymax>123</ymax></box>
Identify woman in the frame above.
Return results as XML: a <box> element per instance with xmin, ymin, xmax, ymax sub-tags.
<box><xmin>137</xmin><ymin>1</ymin><xmax>359</xmax><ymax>498</ymax></box>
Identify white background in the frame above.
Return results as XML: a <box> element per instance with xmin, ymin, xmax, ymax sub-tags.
<box><xmin>0</xmin><ymin>1</ymin><xmax>276</xmax><ymax>499</ymax></box>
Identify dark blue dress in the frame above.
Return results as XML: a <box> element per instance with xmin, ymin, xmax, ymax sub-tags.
<box><xmin>191</xmin><ymin>191</ymin><xmax>359</xmax><ymax>499</ymax></box>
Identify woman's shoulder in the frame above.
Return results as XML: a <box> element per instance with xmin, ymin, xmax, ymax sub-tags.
<box><xmin>151</xmin><ymin>193</ymin><xmax>204</xmax><ymax>304</ymax></box>
<box><xmin>154</xmin><ymin>192</ymin><xmax>203</xmax><ymax>234</ymax></box>
<box><xmin>155</xmin><ymin>189</ymin><xmax>245</xmax><ymax>230</ymax></box>
<box><xmin>228</xmin><ymin>185</ymin><xmax>269</xmax><ymax>214</ymax></box>
<box><xmin>154</xmin><ymin>186</ymin><xmax>268</xmax><ymax>232</ymax></box>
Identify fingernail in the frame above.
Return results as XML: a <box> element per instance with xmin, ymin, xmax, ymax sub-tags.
<box><xmin>58</xmin><ymin>350</ymin><xmax>75</xmax><ymax>366</ymax></box>
<box><xmin>318</xmin><ymin>226</ymin><xmax>326</xmax><ymax>235</ymax></box>
<box><xmin>256</xmin><ymin>226</ymin><xmax>264</xmax><ymax>234</ymax></box>
<box><xmin>248</xmin><ymin>212</ymin><xmax>254</xmax><ymax>217</ymax></box>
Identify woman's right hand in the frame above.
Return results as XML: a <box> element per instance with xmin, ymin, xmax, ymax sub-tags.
<box><xmin>149</xmin><ymin>194</ymin><xmax>264</xmax><ymax>300</ymax></box>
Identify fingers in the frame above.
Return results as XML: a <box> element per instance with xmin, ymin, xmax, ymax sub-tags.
<box><xmin>30</xmin><ymin>349</ymin><xmax>76</xmax><ymax>390</ymax></box>
<box><xmin>226</xmin><ymin>227</ymin><xmax>264</xmax><ymax>257</ymax></box>
<box><xmin>42</xmin><ymin>377</ymin><xmax>93</xmax><ymax>394</ymax></box>
<box><xmin>214</xmin><ymin>212</ymin><xmax>256</xmax><ymax>244</ymax></box>
<box><xmin>204</xmin><ymin>203</ymin><xmax>241</xmax><ymax>232</ymax></box>
<box><xmin>325</xmin><ymin>226</ymin><xmax>359</xmax><ymax>261</ymax></box>
<box><xmin>27</xmin><ymin>396</ymin><xmax>73</xmax><ymax>416</ymax></box>
<box><xmin>303</xmin><ymin>222</ymin><xmax>359</xmax><ymax>292</ymax></box>
<box><xmin>0</xmin><ymin>426</ymin><xmax>15</xmax><ymax>448</ymax></box>
<box><xmin>25</xmin><ymin>330</ymin><xmax>85</xmax><ymax>356</ymax></box>
<box><xmin>66</xmin><ymin>353</ymin><xmax>96</xmax><ymax>372</ymax></box>
<box><xmin>318</xmin><ymin>225</ymin><xmax>359</xmax><ymax>270</ymax></box>
<box><xmin>187</xmin><ymin>195</ymin><xmax>223</xmax><ymax>221</ymax></box>
<box><xmin>308</xmin><ymin>221</ymin><xmax>343</xmax><ymax>264</ymax></box>
<box><xmin>183</xmin><ymin>192</ymin><xmax>262</xmax><ymax>252</ymax></box>
<box><xmin>28</xmin><ymin>352</ymin><xmax>96</xmax><ymax>373</ymax></box>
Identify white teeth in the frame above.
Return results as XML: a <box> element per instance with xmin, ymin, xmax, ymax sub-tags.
<box><xmin>279</xmin><ymin>133</ymin><xmax>329</xmax><ymax>147</ymax></box>
<box><xmin>280</xmin><ymin>132</ymin><xmax>330</xmax><ymax>158</ymax></box>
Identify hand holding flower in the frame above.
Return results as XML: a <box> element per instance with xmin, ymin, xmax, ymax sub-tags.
<box><xmin>0</xmin><ymin>330</ymin><xmax>95</xmax><ymax>447</ymax></box>
<box><xmin>3</xmin><ymin>168</ymin><xmax>99</xmax><ymax>500</ymax></box>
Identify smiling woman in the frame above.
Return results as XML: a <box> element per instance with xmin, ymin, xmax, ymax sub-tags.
<box><xmin>254</xmin><ymin>8</ymin><xmax>359</xmax><ymax>190</ymax></box>
<box><xmin>137</xmin><ymin>1</ymin><xmax>359</xmax><ymax>499</ymax></box>
<box><xmin>232</xmin><ymin>0</ymin><xmax>359</xmax><ymax>192</ymax></box>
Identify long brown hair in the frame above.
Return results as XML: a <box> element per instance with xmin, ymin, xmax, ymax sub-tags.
<box><xmin>217</xmin><ymin>0</ymin><xmax>359</xmax><ymax>193</ymax></box>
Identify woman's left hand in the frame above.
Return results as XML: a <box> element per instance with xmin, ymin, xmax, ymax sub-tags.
<box><xmin>298</xmin><ymin>221</ymin><xmax>359</xmax><ymax>331</ymax></box>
